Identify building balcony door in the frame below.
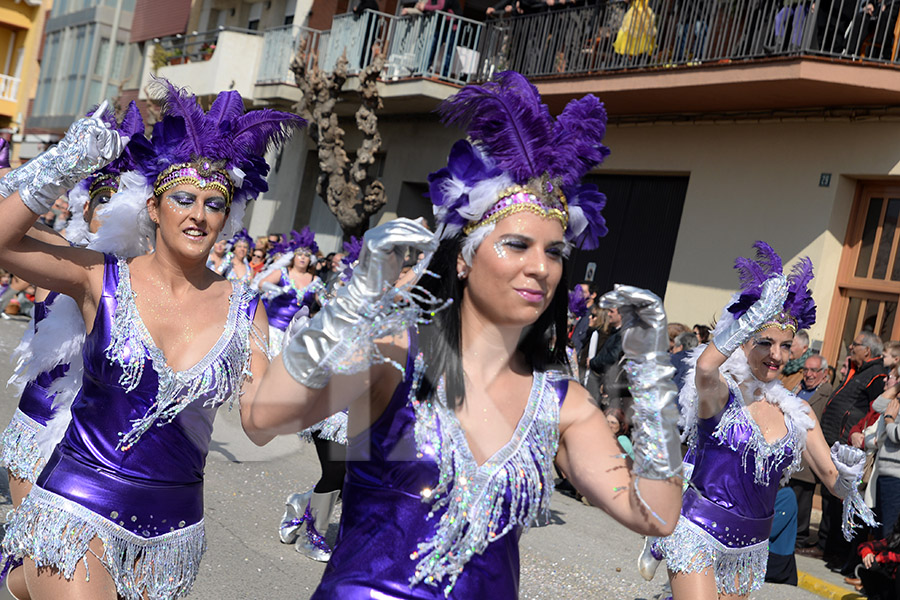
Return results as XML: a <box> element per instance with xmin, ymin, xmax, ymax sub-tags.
<box><xmin>824</xmin><ymin>184</ymin><xmax>900</xmax><ymax>368</ymax></box>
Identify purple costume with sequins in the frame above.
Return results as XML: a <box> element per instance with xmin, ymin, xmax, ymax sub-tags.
<box><xmin>312</xmin><ymin>331</ymin><xmax>568</xmax><ymax>599</ymax></box>
<box><xmin>2</xmin><ymin>255</ymin><xmax>256</xmax><ymax>600</ymax></box>
<box><xmin>263</xmin><ymin>271</ymin><xmax>324</xmax><ymax>331</ymax></box>
<box><xmin>656</xmin><ymin>384</ymin><xmax>806</xmax><ymax>595</ymax></box>
<box><xmin>0</xmin><ymin>293</ymin><xmax>69</xmax><ymax>482</ymax></box>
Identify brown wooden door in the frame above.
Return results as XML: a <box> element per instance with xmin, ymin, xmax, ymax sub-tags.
<box><xmin>823</xmin><ymin>184</ymin><xmax>900</xmax><ymax>367</ymax></box>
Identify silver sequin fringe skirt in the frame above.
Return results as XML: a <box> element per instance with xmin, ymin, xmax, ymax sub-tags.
<box><xmin>0</xmin><ymin>409</ymin><xmax>45</xmax><ymax>482</ymax></box>
<box><xmin>655</xmin><ymin>516</ymin><xmax>768</xmax><ymax>596</ymax></box>
<box><xmin>299</xmin><ymin>411</ymin><xmax>349</xmax><ymax>445</ymax></box>
<box><xmin>2</xmin><ymin>485</ymin><xmax>206</xmax><ymax>600</ymax></box>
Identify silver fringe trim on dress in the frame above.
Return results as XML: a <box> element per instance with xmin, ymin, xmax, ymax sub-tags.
<box><xmin>299</xmin><ymin>411</ymin><xmax>348</xmax><ymax>445</ymax></box>
<box><xmin>408</xmin><ymin>359</ymin><xmax>561</xmax><ymax>596</ymax></box>
<box><xmin>2</xmin><ymin>486</ymin><xmax>205</xmax><ymax>600</ymax></box>
<box><xmin>0</xmin><ymin>409</ymin><xmax>44</xmax><ymax>482</ymax></box>
<box><xmin>656</xmin><ymin>516</ymin><xmax>767</xmax><ymax>596</ymax></box>
<box><xmin>107</xmin><ymin>258</ymin><xmax>254</xmax><ymax>450</ymax></box>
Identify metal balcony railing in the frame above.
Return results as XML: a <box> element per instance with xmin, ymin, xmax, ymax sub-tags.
<box><xmin>156</xmin><ymin>27</ymin><xmax>262</xmax><ymax>66</ymax></box>
<box><xmin>254</xmin><ymin>0</ymin><xmax>900</xmax><ymax>90</ymax></box>
<box><xmin>257</xmin><ymin>25</ymin><xmax>327</xmax><ymax>84</ymax></box>
<box><xmin>478</xmin><ymin>0</ymin><xmax>900</xmax><ymax>79</ymax></box>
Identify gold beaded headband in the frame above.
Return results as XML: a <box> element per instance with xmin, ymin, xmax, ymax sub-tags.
<box><xmin>88</xmin><ymin>173</ymin><xmax>119</xmax><ymax>202</ymax></box>
<box><xmin>153</xmin><ymin>159</ymin><xmax>234</xmax><ymax>205</ymax></box>
<box><xmin>753</xmin><ymin>311</ymin><xmax>799</xmax><ymax>335</ymax></box>
<box><xmin>463</xmin><ymin>178</ymin><xmax>569</xmax><ymax>236</ymax></box>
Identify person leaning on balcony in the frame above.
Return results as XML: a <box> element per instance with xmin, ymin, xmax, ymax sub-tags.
<box><xmin>486</xmin><ymin>0</ymin><xmax>517</xmax><ymax>17</ymax></box>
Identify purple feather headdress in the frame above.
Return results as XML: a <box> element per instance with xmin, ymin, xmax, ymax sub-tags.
<box><xmin>128</xmin><ymin>79</ymin><xmax>306</xmax><ymax>209</ymax></box>
<box><xmin>273</xmin><ymin>227</ymin><xmax>319</xmax><ymax>256</ymax></box>
<box><xmin>229</xmin><ymin>228</ymin><xmax>255</xmax><ymax>250</ymax></box>
<box><xmin>727</xmin><ymin>241</ymin><xmax>816</xmax><ymax>331</ymax></box>
<box><xmin>568</xmin><ymin>286</ymin><xmax>589</xmax><ymax>318</ymax></box>
<box><xmin>429</xmin><ymin>71</ymin><xmax>610</xmax><ymax>256</ymax></box>
<box><xmin>75</xmin><ymin>102</ymin><xmax>146</xmax><ymax>200</ymax></box>
<box><xmin>340</xmin><ymin>235</ymin><xmax>363</xmax><ymax>283</ymax></box>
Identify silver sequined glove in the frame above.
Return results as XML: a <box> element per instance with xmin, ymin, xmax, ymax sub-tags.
<box><xmin>831</xmin><ymin>442</ymin><xmax>866</xmax><ymax>499</ymax></box>
<box><xmin>712</xmin><ymin>274</ymin><xmax>789</xmax><ymax>357</ymax></box>
<box><xmin>599</xmin><ymin>285</ymin><xmax>682</xmax><ymax>482</ymax></box>
<box><xmin>0</xmin><ymin>101</ymin><xmax>127</xmax><ymax>212</ymax></box>
<box><xmin>260</xmin><ymin>281</ymin><xmax>288</xmax><ymax>298</ymax></box>
<box><xmin>282</xmin><ymin>218</ymin><xmax>437</xmax><ymax>388</ymax></box>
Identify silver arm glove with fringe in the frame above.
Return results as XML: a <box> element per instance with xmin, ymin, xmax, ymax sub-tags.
<box><xmin>599</xmin><ymin>285</ymin><xmax>682</xmax><ymax>522</ymax></box>
<box><xmin>282</xmin><ymin>218</ymin><xmax>437</xmax><ymax>389</ymax></box>
<box><xmin>712</xmin><ymin>275</ymin><xmax>789</xmax><ymax>357</ymax></box>
<box><xmin>830</xmin><ymin>442</ymin><xmax>878</xmax><ymax>541</ymax></box>
<box><xmin>0</xmin><ymin>100</ymin><xmax>126</xmax><ymax>211</ymax></box>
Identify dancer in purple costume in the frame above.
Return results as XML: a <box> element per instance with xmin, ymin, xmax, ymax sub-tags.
<box><xmin>245</xmin><ymin>72</ymin><xmax>685</xmax><ymax>598</ymax></box>
<box><xmin>639</xmin><ymin>242</ymin><xmax>876</xmax><ymax>599</ymax></box>
<box><xmin>221</xmin><ymin>227</ymin><xmax>254</xmax><ymax>283</ymax></box>
<box><xmin>0</xmin><ymin>84</ymin><xmax>303</xmax><ymax>599</ymax></box>
<box><xmin>278</xmin><ymin>237</ymin><xmax>362</xmax><ymax>562</ymax></box>
<box><xmin>257</xmin><ymin>226</ymin><xmax>326</xmax><ymax>354</ymax></box>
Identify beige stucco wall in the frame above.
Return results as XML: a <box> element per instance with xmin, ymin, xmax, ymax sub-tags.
<box><xmin>602</xmin><ymin>118</ymin><xmax>900</xmax><ymax>345</ymax></box>
<box><xmin>265</xmin><ymin>109</ymin><xmax>900</xmax><ymax>348</ymax></box>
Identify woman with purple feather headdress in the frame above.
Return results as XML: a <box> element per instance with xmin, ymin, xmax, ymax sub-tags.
<box><xmin>256</xmin><ymin>226</ymin><xmax>326</xmax><ymax>354</ymax></box>
<box><xmin>0</xmin><ymin>80</ymin><xmax>304</xmax><ymax>600</ymax></box>
<box><xmin>221</xmin><ymin>227</ymin><xmax>255</xmax><ymax>283</ymax></box>
<box><xmin>637</xmin><ymin>242</ymin><xmax>877</xmax><ymax>599</ymax></box>
<box><xmin>244</xmin><ymin>71</ymin><xmax>684</xmax><ymax>598</ymax></box>
<box><xmin>276</xmin><ymin>234</ymin><xmax>362</xmax><ymax>564</ymax></box>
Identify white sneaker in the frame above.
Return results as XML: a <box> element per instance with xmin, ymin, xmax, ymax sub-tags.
<box><xmin>637</xmin><ymin>536</ymin><xmax>662</xmax><ymax>581</ymax></box>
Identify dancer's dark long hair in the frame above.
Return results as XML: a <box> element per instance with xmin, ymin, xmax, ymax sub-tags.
<box><xmin>415</xmin><ymin>233</ymin><xmax>569</xmax><ymax>409</ymax></box>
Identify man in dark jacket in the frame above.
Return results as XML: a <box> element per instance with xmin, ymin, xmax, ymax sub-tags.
<box><xmin>810</xmin><ymin>331</ymin><xmax>888</xmax><ymax>565</ymax></box>
<box><xmin>589</xmin><ymin>305</ymin><xmax>622</xmax><ymax>407</ymax></box>
<box><xmin>789</xmin><ymin>353</ymin><xmax>833</xmax><ymax>548</ymax></box>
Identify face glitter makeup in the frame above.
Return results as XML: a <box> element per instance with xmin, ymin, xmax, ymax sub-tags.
<box><xmin>492</xmin><ymin>241</ymin><xmax>507</xmax><ymax>259</ymax></box>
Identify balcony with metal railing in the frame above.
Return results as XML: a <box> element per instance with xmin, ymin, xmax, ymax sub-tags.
<box><xmin>0</xmin><ymin>73</ymin><xmax>21</xmax><ymax>118</ymax></box>
<box><xmin>146</xmin><ymin>27</ymin><xmax>265</xmax><ymax>101</ymax></box>
<box><xmin>253</xmin><ymin>0</ymin><xmax>900</xmax><ymax>116</ymax></box>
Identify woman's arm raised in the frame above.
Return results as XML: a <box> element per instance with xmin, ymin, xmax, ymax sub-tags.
<box><xmin>243</xmin><ymin>219</ymin><xmax>436</xmax><ymax>442</ymax></box>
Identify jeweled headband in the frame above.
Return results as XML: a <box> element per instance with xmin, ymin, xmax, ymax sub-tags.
<box><xmin>153</xmin><ymin>159</ymin><xmax>235</xmax><ymax>205</ymax></box>
<box><xmin>463</xmin><ymin>181</ymin><xmax>568</xmax><ymax>235</ymax></box>
<box><xmin>756</xmin><ymin>311</ymin><xmax>798</xmax><ymax>334</ymax></box>
<box><xmin>88</xmin><ymin>173</ymin><xmax>119</xmax><ymax>202</ymax></box>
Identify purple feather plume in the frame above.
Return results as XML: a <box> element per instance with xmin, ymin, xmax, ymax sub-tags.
<box><xmin>293</xmin><ymin>226</ymin><xmax>319</xmax><ymax>255</ymax></box>
<box><xmin>727</xmin><ymin>241</ymin><xmax>817</xmax><ymax>329</ymax></box>
<box><xmin>551</xmin><ymin>95</ymin><xmax>611</xmax><ymax>186</ymax></box>
<box><xmin>568</xmin><ymin>287</ymin><xmax>589</xmax><ymax>318</ymax></box>
<box><xmin>438</xmin><ymin>71</ymin><xmax>554</xmax><ymax>185</ymax></box>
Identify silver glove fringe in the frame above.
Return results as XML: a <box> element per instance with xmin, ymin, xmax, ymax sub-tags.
<box><xmin>2</xmin><ymin>486</ymin><xmax>205</xmax><ymax>600</ymax></box>
<box><xmin>299</xmin><ymin>411</ymin><xmax>349</xmax><ymax>445</ymax></box>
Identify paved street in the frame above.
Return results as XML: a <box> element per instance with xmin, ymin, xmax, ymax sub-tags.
<box><xmin>0</xmin><ymin>315</ymin><xmax>820</xmax><ymax>599</ymax></box>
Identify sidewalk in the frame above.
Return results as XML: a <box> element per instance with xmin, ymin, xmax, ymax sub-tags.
<box><xmin>795</xmin><ymin>505</ymin><xmax>867</xmax><ymax>600</ymax></box>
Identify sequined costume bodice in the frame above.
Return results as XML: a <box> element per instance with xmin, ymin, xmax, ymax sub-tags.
<box><xmin>264</xmin><ymin>271</ymin><xmax>324</xmax><ymax>331</ymax></box>
<box><xmin>18</xmin><ymin>292</ymin><xmax>68</xmax><ymax>426</ymax></box>
<box><xmin>313</xmin><ymin>331</ymin><xmax>569</xmax><ymax>599</ymax></box>
<box><xmin>690</xmin><ymin>388</ymin><xmax>797</xmax><ymax>522</ymax></box>
<box><xmin>36</xmin><ymin>254</ymin><xmax>256</xmax><ymax>538</ymax></box>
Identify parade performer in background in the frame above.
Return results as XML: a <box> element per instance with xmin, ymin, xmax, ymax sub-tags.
<box><xmin>257</xmin><ymin>226</ymin><xmax>326</xmax><ymax>353</ymax></box>
<box><xmin>638</xmin><ymin>242</ymin><xmax>877</xmax><ymax>599</ymax></box>
<box><xmin>0</xmin><ymin>103</ymin><xmax>151</xmax><ymax>600</ymax></box>
<box><xmin>0</xmin><ymin>82</ymin><xmax>303</xmax><ymax>600</ymax></box>
<box><xmin>278</xmin><ymin>236</ymin><xmax>362</xmax><ymax>562</ymax></box>
<box><xmin>221</xmin><ymin>227</ymin><xmax>254</xmax><ymax>283</ymax></box>
<box><xmin>244</xmin><ymin>71</ymin><xmax>684</xmax><ymax>598</ymax></box>
<box><xmin>207</xmin><ymin>238</ymin><xmax>228</xmax><ymax>273</ymax></box>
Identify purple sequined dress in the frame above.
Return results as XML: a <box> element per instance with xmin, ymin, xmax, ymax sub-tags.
<box><xmin>312</xmin><ymin>330</ymin><xmax>569</xmax><ymax>599</ymax></box>
<box><xmin>263</xmin><ymin>270</ymin><xmax>325</xmax><ymax>355</ymax></box>
<box><xmin>656</xmin><ymin>378</ymin><xmax>810</xmax><ymax>595</ymax></box>
<box><xmin>0</xmin><ymin>293</ymin><xmax>68</xmax><ymax>482</ymax></box>
<box><xmin>2</xmin><ymin>255</ymin><xmax>256</xmax><ymax>600</ymax></box>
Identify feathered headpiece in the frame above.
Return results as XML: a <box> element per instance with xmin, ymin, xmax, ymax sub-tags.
<box><xmin>429</xmin><ymin>71</ymin><xmax>610</xmax><ymax>262</ymax></box>
<box><xmin>725</xmin><ymin>241</ymin><xmax>816</xmax><ymax>332</ymax></box>
<box><xmin>128</xmin><ymin>79</ymin><xmax>306</xmax><ymax>239</ymax></box>
<box><xmin>273</xmin><ymin>227</ymin><xmax>318</xmax><ymax>256</ymax></box>
<box><xmin>340</xmin><ymin>235</ymin><xmax>363</xmax><ymax>283</ymax></box>
<box><xmin>66</xmin><ymin>102</ymin><xmax>152</xmax><ymax>251</ymax></box>
<box><xmin>568</xmin><ymin>286</ymin><xmax>589</xmax><ymax>318</ymax></box>
<box><xmin>229</xmin><ymin>228</ymin><xmax>255</xmax><ymax>250</ymax></box>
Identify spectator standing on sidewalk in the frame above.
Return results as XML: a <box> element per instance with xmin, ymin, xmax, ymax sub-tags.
<box><xmin>789</xmin><ymin>353</ymin><xmax>833</xmax><ymax>548</ymax></box>
<box><xmin>780</xmin><ymin>329</ymin><xmax>812</xmax><ymax>391</ymax></box>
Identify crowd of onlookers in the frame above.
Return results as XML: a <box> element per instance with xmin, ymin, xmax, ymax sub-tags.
<box><xmin>565</xmin><ymin>281</ymin><xmax>900</xmax><ymax>597</ymax></box>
